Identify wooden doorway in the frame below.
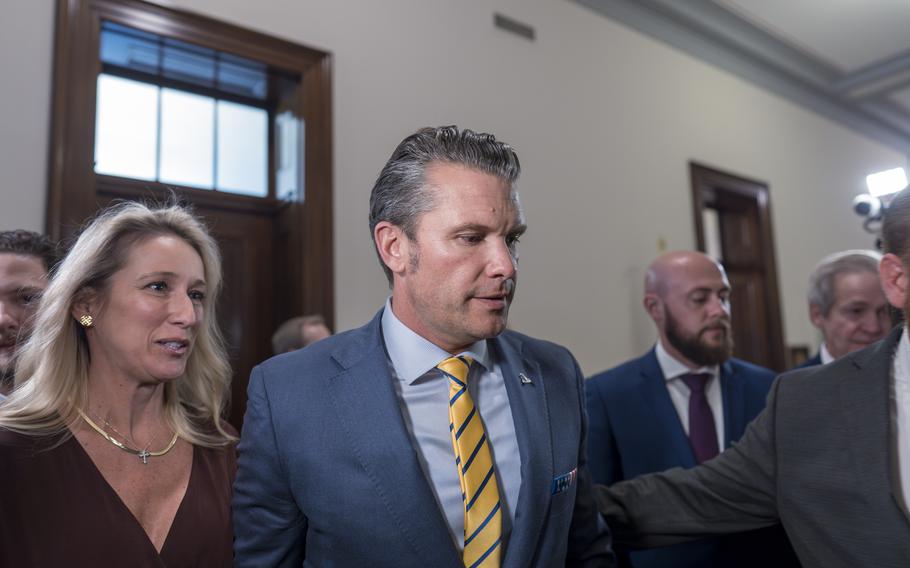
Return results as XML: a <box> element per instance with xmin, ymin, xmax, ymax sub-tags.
<box><xmin>690</xmin><ymin>163</ymin><xmax>786</xmax><ymax>371</ymax></box>
<box><xmin>48</xmin><ymin>0</ymin><xmax>333</xmax><ymax>428</ymax></box>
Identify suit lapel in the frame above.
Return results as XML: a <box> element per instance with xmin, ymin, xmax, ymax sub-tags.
<box><xmin>638</xmin><ymin>350</ymin><xmax>697</xmax><ymax>468</ymax></box>
<box><xmin>719</xmin><ymin>360</ymin><xmax>746</xmax><ymax>447</ymax></box>
<box><xmin>326</xmin><ymin>314</ymin><xmax>462</xmax><ymax>568</ymax></box>
<box><xmin>840</xmin><ymin>327</ymin><xmax>910</xmax><ymax>525</ymax></box>
<box><xmin>492</xmin><ymin>335</ymin><xmax>553</xmax><ymax>568</ymax></box>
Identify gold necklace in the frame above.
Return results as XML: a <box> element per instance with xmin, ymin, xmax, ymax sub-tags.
<box><xmin>77</xmin><ymin>409</ymin><xmax>179</xmax><ymax>465</ymax></box>
<box><xmin>86</xmin><ymin>407</ymin><xmax>168</xmax><ymax>454</ymax></box>
<box><xmin>85</xmin><ymin>408</ymin><xmax>148</xmax><ymax>449</ymax></box>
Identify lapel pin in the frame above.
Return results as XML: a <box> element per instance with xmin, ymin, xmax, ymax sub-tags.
<box><xmin>519</xmin><ymin>373</ymin><xmax>533</xmax><ymax>385</ymax></box>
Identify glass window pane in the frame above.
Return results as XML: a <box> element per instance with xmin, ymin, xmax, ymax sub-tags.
<box><xmin>217</xmin><ymin>101</ymin><xmax>267</xmax><ymax>196</ymax></box>
<box><xmin>160</xmin><ymin>89</ymin><xmax>214</xmax><ymax>189</ymax></box>
<box><xmin>100</xmin><ymin>21</ymin><xmax>159</xmax><ymax>73</ymax></box>
<box><xmin>94</xmin><ymin>74</ymin><xmax>158</xmax><ymax>180</ymax></box>
<box><xmin>163</xmin><ymin>38</ymin><xmax>215</xmax><ymax>88</ymax></box>
<box><xmin>275</xmin><ymin>110</ymin><xmax>300</xmax><ymax>200</ymax></box>
<box><xmin>218</xmin><ymin>53</ymin><xmax>267</xmax><ymax>99</ymax></box>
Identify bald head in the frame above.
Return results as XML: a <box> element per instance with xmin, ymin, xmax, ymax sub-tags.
<box><xmin>645</xmin><ymin>251</ymin><xmax>726</xmax><ymax>298</ymax></box>
<box><xmin>644</xmin><ymin>251</ymin><xmax>733</xmax><ymax>369</ymax></box>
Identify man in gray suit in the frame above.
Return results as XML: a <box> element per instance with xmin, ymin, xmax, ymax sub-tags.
<box><xmin>594</xmin><ymin>187</ymin><xmax>910</xmax><ymax>567</ymax></box>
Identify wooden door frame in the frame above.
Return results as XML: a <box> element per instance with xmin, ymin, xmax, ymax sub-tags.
<box><xmin>690</xmin><ymin>162</ymin><xmax>787</xmax><ymax>371</ymax></box>
<box><xmin>46</xmin><ymin>0</ymin><xmax>333</xmax><ymax>329</ymax></box>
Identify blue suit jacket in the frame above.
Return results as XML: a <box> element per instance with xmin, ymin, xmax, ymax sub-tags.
<box><xmin>586</xmin><ymin>349</ymin><xmax>794</xmax><ymax>568</ymax></box>
<box><xmin>233</xmin><ymin>311</ymin><xmax>614</xmax><ymax>567</ymax></box>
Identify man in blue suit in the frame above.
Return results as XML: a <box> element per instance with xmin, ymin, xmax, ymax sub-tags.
<box><xmin>796</xmin><ymin>250</ymin><xmax>889</xmax><ymax>369</ymax></box>
<box><xmin>586</xmin><ymin>251</ymin><xmax>796</xmax><ymax>567</ymax></box>
<box><xmin>233</xmin><ymin>126</ymin><xmax>614</xmax><ymax>567</ymax></box>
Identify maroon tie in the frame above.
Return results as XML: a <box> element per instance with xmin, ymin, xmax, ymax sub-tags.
<box><xmin>679</xmin><ymin>373</ymin><xmax>719</xmax><ymax>463</ymax></box>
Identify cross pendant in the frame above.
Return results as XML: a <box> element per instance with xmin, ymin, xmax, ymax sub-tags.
<box><xmin>138</xmin><ymin>449</ymin><xmax>150</xmax><ymax>465</ymax></box>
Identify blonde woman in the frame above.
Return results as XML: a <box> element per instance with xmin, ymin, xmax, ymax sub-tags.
<box><xmin>0</xmin><ymin>202</ymin><xmax>236</xmax><ymax>565</ymax></box>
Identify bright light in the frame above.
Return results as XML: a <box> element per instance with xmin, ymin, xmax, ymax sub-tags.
<box><xmin>866</xmin><ymin>167</ymin><xmax>907</xmax><ymax>197</ymax></box>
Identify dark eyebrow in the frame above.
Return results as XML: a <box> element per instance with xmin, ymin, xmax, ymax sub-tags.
<box><xmin>450</xmin><ymin>223</ymin><xmax>493</xmax><ymax>233</ymax></box>
<box><xmin>689</xmin><ymin>286</ymin><xmax>729</xmax><ymax>295</ymax></box>
<box><xmin>16</xmin><ymin>286</ymin><xmax>44</xmax><ymax>295</ymax></box>
<box><xmin>511</xmin><ymin>224</ymin><xmax>528</xmax><ymax>236</ymax></box>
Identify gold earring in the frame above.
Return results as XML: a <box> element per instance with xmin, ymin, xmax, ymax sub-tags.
<box><xmin>79</xmin><ymin>315</ymin><xmax>94</xmax><ymax>328</ymax></box>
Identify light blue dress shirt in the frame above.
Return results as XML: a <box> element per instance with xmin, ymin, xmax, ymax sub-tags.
<box><xmin>380</xmin><ymin>300</ymin><xmax>521</xmax><ymax>550</ymax></box>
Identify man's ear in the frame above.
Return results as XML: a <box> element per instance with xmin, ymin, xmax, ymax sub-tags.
<box><xmin>374</xmin><ymin>221</ymin><xmax>411</xmax><ymax>276</ymax></box>
<box><xmin>643</xmin><ymin>293</ymin><xmax>663</xmax><ymax>324</ymax></box>
<box><xmin>809</xmin><ymin>303</ymin><xmax>825</xmax><ymax>328</ymax></box>
<box><xmin>879</xmin><ymin>253</ymin><xmax>908</xmax><ymax>311</ymax></box>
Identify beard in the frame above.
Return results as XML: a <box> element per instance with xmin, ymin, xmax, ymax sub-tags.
<box><xmin>665</xmin><ymin>309</ymin><xmax>733</xmax><ymax>367</ymax></box>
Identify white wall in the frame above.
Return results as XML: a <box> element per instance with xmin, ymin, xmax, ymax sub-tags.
<box><xmin>2</xmin><ymin>0</ymin><xmax>905</xmax><ymax>374</ymax></box>
<box><xmin>0</xmin><ymin>0</ymin><xmax>55</xmax><ymax>231</ymax></box>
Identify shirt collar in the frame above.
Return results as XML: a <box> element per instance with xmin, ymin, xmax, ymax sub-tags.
<box><xmin>894</xmin><ymin>327</ymin><xmax>910</xmax><ymax>388</ymax></box>
<box><xmin>655</xmin><ymin>339</ymin><xmax>720</xmax><ymax>382</ymax></box>
<box><xmin>819</xmin><ymin>342</ymin><xmax>835</xmax><ymax>365</ymax></box>
<box><xmin>380</xmin><ymin>298</ymin><xmax>491</xmax><ymax>384</ymax></box>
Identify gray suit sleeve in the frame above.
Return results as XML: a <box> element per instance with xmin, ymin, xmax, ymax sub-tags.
<box><xmin>233</xmin><ymin>364</ymin><xmax>308</xmax><ymax>566</ymax></box>
<box><xmin>567</xmin><ymin>355</ymin><xmax>617</xmax><ymax>567</ymax></box>
<box><xmin>593</xmin><ymin>375</ymin><xmax>783</xmax><ymax>548</ymax></box>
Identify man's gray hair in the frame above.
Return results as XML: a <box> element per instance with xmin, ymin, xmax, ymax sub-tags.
<box><xmin>368</xmin><ymin>125</ymin><xmax>521</xmax><ymax>284</ymax></box>
<box><xmin>807</xmin><ymin>250</ymin><xmax>882</xmax><ymax>316</ymax></box>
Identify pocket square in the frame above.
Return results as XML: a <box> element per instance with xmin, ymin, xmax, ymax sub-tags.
<box><xmin>551</xmin><ymin>467</ymin><xmax>578</xmax><ymax>495</ymax></box>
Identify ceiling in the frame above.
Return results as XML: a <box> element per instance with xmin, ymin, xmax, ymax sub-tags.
<box><xmin>575</xmin><ymin>0</ymin><xmax>910</xmax><ymax>155</ymax></box>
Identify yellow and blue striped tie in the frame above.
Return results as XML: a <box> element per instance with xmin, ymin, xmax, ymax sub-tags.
<box><xmin>438</xmin><ymin>356</ymin><xmax>502</xmax><ymax>568</ymax></box>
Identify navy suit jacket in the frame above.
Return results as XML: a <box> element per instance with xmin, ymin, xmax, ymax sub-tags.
<box><xmin>586</xmin><ymin>349</ymin><xmax>795</xmax><ymax>568</ymax></box>
<box><xmin>794</xmin><ymin>353</ymin><xmax>822</xmax><ymax>369</ymax></box>
<box><xmin>233</xmin><ymin>310</ymin><xmax>614</xmax><ymax>567</ymax></box>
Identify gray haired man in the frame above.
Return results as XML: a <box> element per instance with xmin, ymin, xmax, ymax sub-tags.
<box><xmin>799</xmin><ymin>249</ymin><xmax>889</xmax><ymax>367</ymax></box>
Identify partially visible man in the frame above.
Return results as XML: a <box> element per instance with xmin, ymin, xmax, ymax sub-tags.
<box><xmin>799</xmin><ymin>249</ymin><xmax>889</xmax><ymax>367</ymax></box>
<box><xmin>0</xmin><ymin>230</ymin><xmax>57</xmax><ymax>397</ymax></box>
<box><xmin>594</xmin><ymin>188</ymin><xmax>910</xmax><ymax>567</ymax></box>
<box><xmin>233</xmin><ymin>126</ymin><xmax>614</xmax><ymax>567</ymax></box>
<box><xmin>586</xmin><ymin>251</ymin><xmax>796</xmax><ymax>567</ymax></box>
<box><xmin>271</xmin><ymin>314</ymin><xmax>332</xmax><ymax>354</ymax></box>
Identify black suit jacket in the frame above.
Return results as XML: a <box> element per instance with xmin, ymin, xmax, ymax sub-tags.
<box><xmin>594</xmin><ymin>326</ymin><xmax>910</xmax><ymax>568</ymax></box>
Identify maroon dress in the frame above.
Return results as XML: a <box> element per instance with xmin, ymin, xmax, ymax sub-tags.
<box><xmin>0</xmin><ymin>428</ymin><xmax>236</xmax><ymax>567</ymax></box>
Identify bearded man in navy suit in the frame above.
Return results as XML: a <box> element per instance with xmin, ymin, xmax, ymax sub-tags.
<box><xmin>233</xmin><ymin>126</ymin><xmax>614</xmax><ymax>567</ymax></box>
<box><xmin>586</xmin><ymin>251</ymin><xmax>797</xmax><ymax>567</ymax></box>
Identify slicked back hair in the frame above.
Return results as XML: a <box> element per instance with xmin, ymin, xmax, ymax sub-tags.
<box><xmin>368</xmin><ymin>125</ymin><xmax>521</xmax><ymax>284</ymax></box>
<box><xmin>883</xmin><ymin>188</ymin><xmax>910</xmax><ymax>263</ymax></box>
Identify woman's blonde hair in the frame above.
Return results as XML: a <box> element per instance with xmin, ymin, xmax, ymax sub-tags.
<box><xmin>0</xmin><ymin>201</ymin><xmax>235</xmax><ymax>447</ymax></box>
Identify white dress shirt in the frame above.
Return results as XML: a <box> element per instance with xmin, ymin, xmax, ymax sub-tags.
<box><xmin>891</xmin><ymin>326</ymin><xmax>910</xmax><ymax>506</ymax></box>
<box><xmin>380</xmin><ymin>300</ymin><xmax>521</xmax><ymax>550</ymax></box>
<box><xmin>820</xmin><ymin>342</ymin><xmax>835</xmax><ymax>365</ymax></box>
<box><xmin>655</xmin><ymin>340</ymin><xmax>725</xmax><ymax>450</ymax></box>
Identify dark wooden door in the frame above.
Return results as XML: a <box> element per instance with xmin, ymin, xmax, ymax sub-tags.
<box><xmin>202</xmin><ymin>208</ymin><xmax>277</xmax><ymax>428</ymax></box>
<box><xmin>691</xmin><ymin>163</ymin><xmax>787</xmax><ymax>371</ymax></box>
